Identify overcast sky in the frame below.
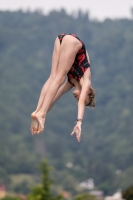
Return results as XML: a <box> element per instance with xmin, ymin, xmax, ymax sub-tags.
<box><xmin>0</xmin><ymin>0</ymin><xmax>133</xmax><ymax>21</ymax></box>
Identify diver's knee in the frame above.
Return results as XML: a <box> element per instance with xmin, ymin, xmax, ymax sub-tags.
<box><xmin>53</xmin><ymin>74</ymin><xmax>65</xmax><ymax>86</ymax></box>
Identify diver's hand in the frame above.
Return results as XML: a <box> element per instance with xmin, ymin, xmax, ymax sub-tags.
<box><xmin>71</xmin><ymin>122</ymin><xmax>82</xmax><ymax>142</ymax></box>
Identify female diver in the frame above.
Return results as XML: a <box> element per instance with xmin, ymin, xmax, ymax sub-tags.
<box><xmin>30</xmin><ymin>33</ymin><xmax>95</xmax><ymax>142</ymax></box>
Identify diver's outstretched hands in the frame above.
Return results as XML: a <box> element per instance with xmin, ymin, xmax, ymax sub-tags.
<box><xmin>71</xmin><ymin>123</ymin><xmax>82</xmax><ymax>142</ymax></box>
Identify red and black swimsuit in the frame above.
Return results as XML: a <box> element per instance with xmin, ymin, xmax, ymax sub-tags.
<box><xmin>58</xmin><ymin>33</ymin><xmax>90</xmax><ymax>86</ymax></box>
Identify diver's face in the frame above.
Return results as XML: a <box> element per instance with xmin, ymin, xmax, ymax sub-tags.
<box><xmin>72</xmin><ymin>89</ymin><xmax>90</xmax><ymax>105</ymax></box>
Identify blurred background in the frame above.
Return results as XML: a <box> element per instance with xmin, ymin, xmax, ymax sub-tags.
<box><xmin>0</xmin><ymin>0</ymin><xmax>133</xmax><ymax>199</ymax></box>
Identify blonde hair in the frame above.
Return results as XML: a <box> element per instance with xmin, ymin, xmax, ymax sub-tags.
<box><xmin>86</xmin><ymin>87</ymin><xmax>95</xmax><ymax>107</ymax></box>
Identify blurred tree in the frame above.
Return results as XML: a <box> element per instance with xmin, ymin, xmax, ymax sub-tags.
<box><xmin>122</xmin><ymin>185</ymin><xmax>133</xmax><ymax>200</ymax></box>
<box><xmin>27</xmin><ymin>160</ymin><xmax>64</xmax><ymax>200</ymax></box>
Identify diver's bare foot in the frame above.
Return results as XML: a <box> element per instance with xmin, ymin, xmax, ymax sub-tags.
<box><xmin>30</xmin><ymin>111</ymin><xmax>39</xmax><ymax>135</ymax></box>
<box><xmin>33</xmin><ymin>113</ymin><xmax>46</xmax><ymax>134</ymax></box>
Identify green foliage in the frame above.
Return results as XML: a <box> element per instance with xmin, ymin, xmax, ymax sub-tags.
<box><xmin>27</xmin><ymin>160</ymin><xmax>64</xmax><ymax>200</ymax></box>
<box><xmin>73</xmin><ymin>193</ymin><xmax>98</xmax><ymax>200</ymax></box>
<box><xmin>2</xmin><ymin>197</ymin><xmax>21</xmax><ymax>200</ymax></box>
<box><xmin>122</xmin><ymin>185</ymin><xmax>133</xmax><ymax>200</ymax></box>
<box><xmin>13</xmin><ymin>180</ymin><xmax>30</xmax><ymax>195</ymax></box>
<box><xmin>0</xmin><ymin>167</ymin><xmax>10</xmax><ymax>185</ymax></box>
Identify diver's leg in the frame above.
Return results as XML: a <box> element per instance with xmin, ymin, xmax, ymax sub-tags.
<box><xmin>31</xmin><ymin>37</ymin><xmax>61</xmax><ymax>134</ymax></box>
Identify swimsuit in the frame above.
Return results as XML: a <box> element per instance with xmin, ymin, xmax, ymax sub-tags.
<box><xmin>58</xmin><ymin>33</ymin><xmax>90</xmax><ymax>86</ymax></box>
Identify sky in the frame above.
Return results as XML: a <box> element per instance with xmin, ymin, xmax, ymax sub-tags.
<box><xmin>0</xmin><ymin>0</ymin><xmax>133</xmax><ymax>21</ymax></box>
